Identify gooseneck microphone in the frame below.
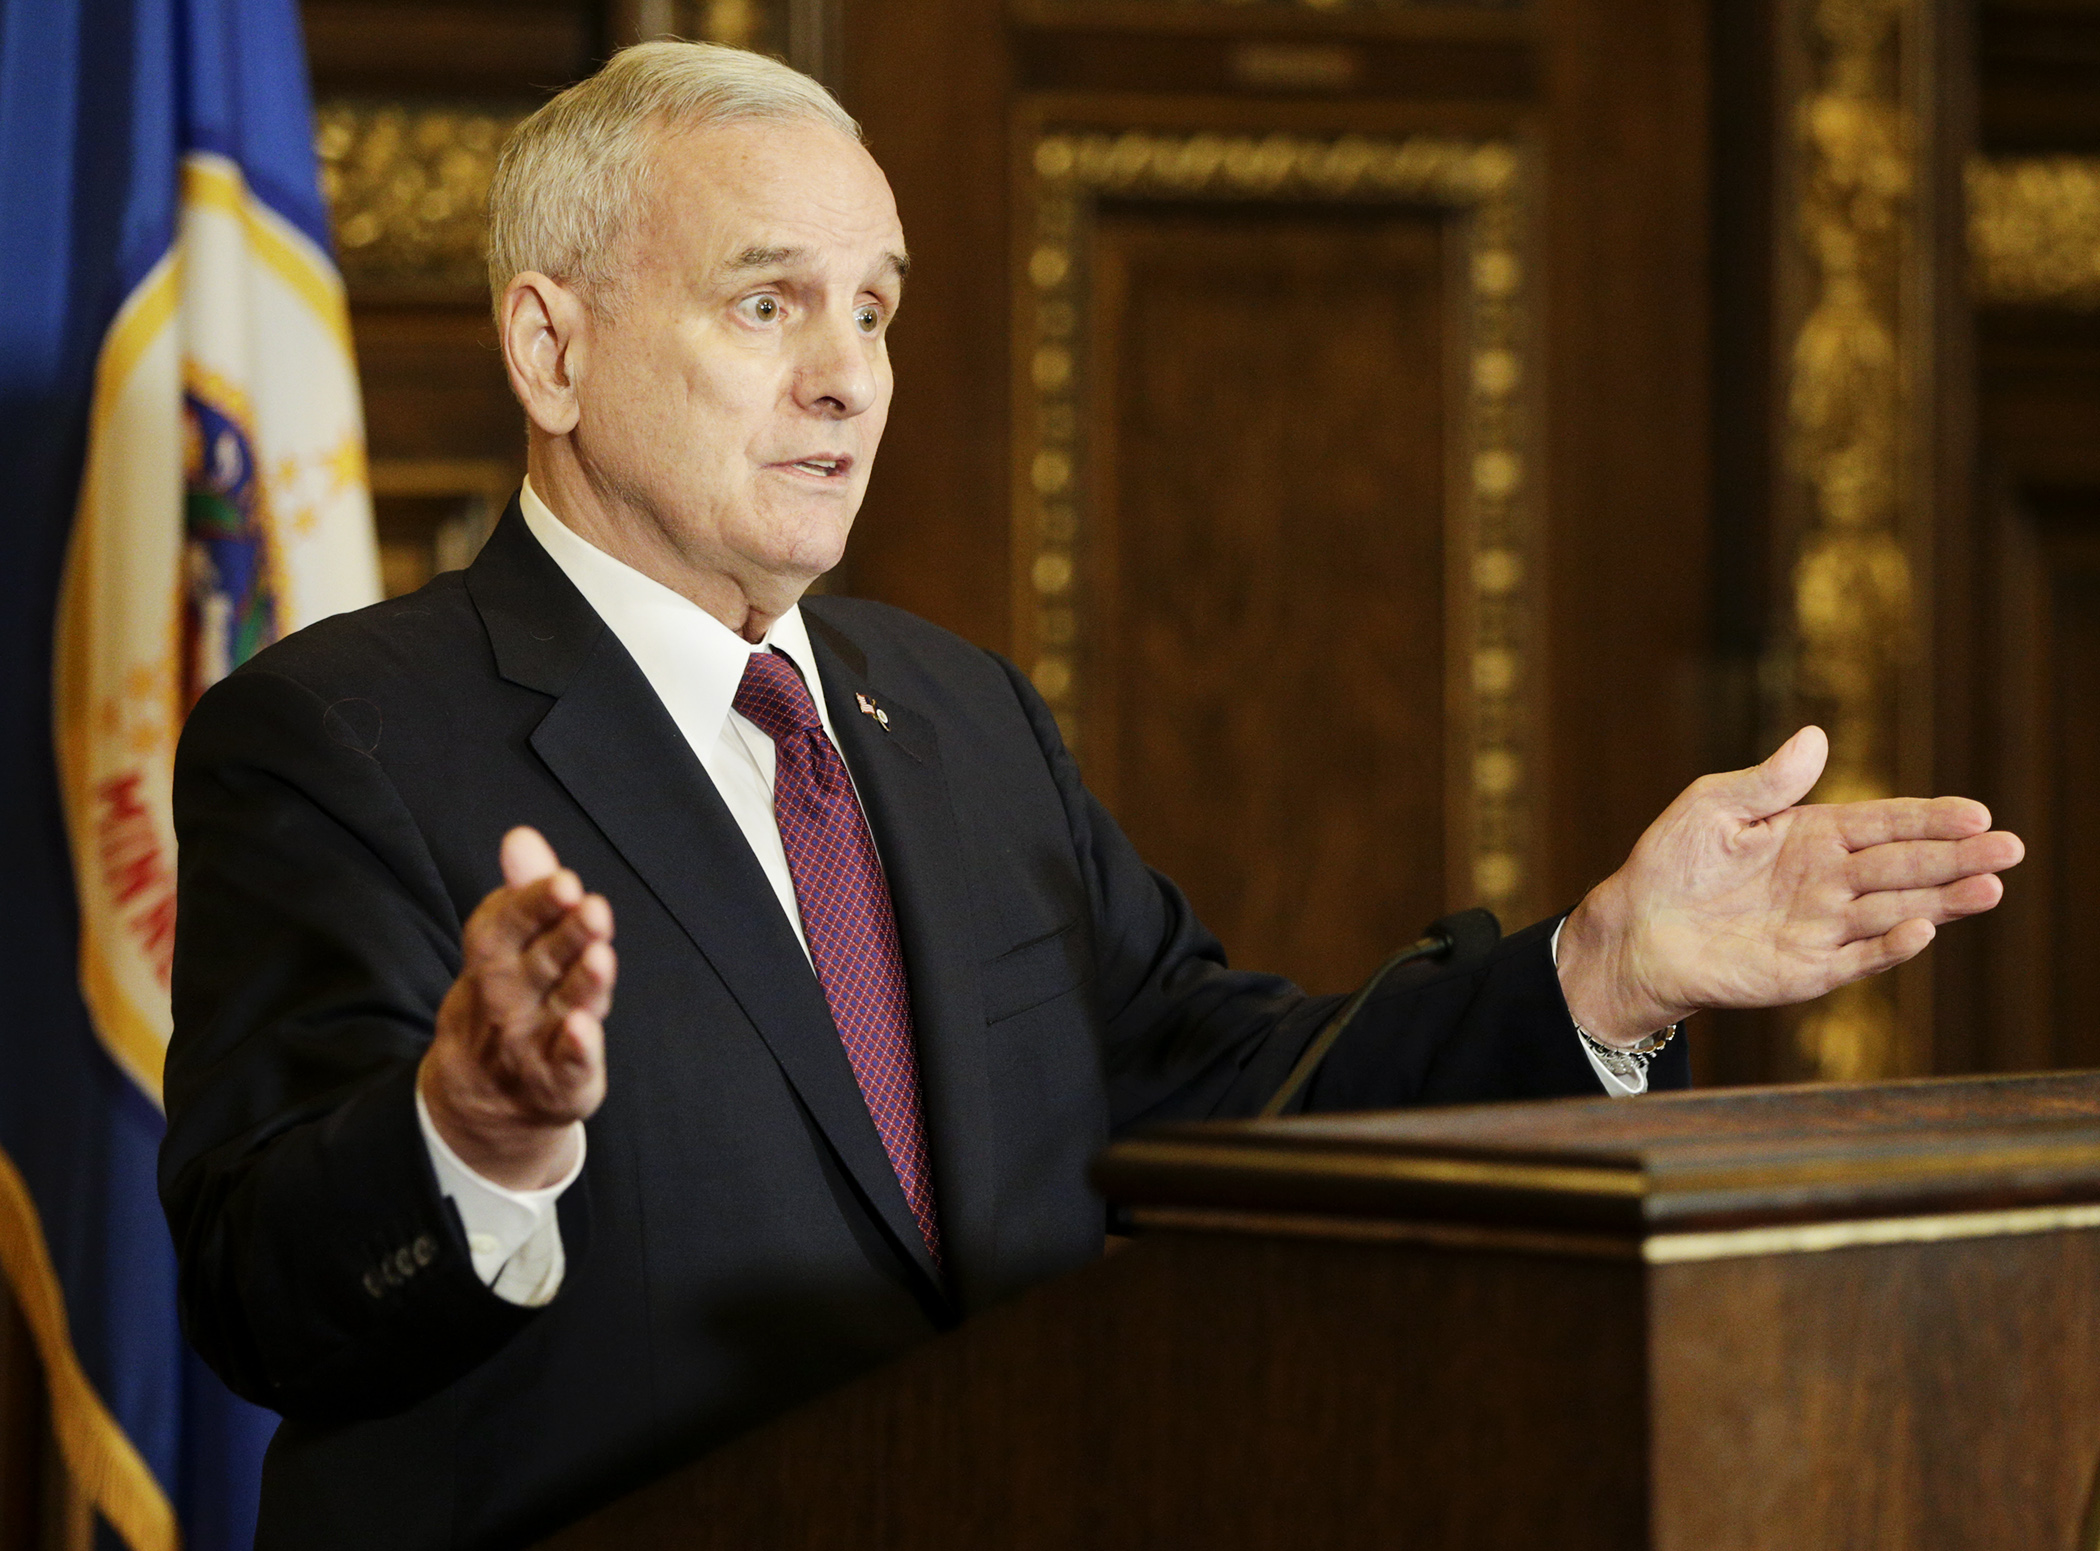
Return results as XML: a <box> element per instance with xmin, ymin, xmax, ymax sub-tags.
<box><xmin>1258</xmin><ymin>908</ymin><xmax>1503</xmax><ymax>1118</ymax></box>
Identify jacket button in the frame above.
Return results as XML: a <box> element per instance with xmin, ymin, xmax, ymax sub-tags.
<box><xmin>392</xmin><ymin>1246</ymin><xmax>416</xmax><ymax>1279</ymax></box>
<box><xmin>412</xmin><ymin>1233</ymin><xmax>437</xmax><ymax>1267</ymax></box>
<box><xmin>363</xmin><ymin>1270</ymin><xmax>384</xmax><ymax>1299</ymax></box>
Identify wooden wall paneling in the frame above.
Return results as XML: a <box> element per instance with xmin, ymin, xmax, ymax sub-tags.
<box><xmin>836</xmin><ymin>0</ymin><xmax>1017</xmax><ymax>651</ymax></box>
<box><xmin>2035</xmin><ymin>509</ymin><xmax>2100</xmax><ymax>1072</ymax></box>
<box><xmin>1536</xmin><ymin>0</ymin><xmax>1713</xmax><ymax>925</ymax></box>
<box><xmin>1964</xmin><ymin>309</ymin><xmax>2100</xmax><ymax>1076</ymax></box>
<box><xmin>1976</xmin><ymin>486</ymin><xmax>2100</xmax><ymax>1075</ymax></box>
<box><xmin>301</xmin><ymin>0</ymin><xmax>596</xmax><ymax>97</ymax></box>
<box><xmin>1979</xmin><ymin>0</ymin><xmax>2100</xmax><ymax>153</ymax></box>
<box><xmin>1088</xmin><ymin>203</ymin><xmax>1452</xmax><ymax>989</ymax></box>
<box><xmin>1008</xmin><ymin>102</ymin><xmax>1548</xmax><ymax>991</ymax></box>
<box><xmin>1698</xmin><ymin>0</ymin><xmax>1787</xmax><ymax>1090</ymax></box>
<box><xmin>1963</xmin><ymin>1</ymin><xmax>2100</xmax><ymax>1078</ymax></box>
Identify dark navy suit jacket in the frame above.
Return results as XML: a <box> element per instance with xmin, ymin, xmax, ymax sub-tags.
<box><xmin>160</xmin><ymin>503</ymin><xmax>1687</xmax><ymax>1549</ymax></box>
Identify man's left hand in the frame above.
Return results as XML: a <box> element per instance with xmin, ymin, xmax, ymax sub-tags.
<box><xmin>1555</xmin><ymin>725</ymin><xmax>2025</xmax><ymax>1046</ymax></box>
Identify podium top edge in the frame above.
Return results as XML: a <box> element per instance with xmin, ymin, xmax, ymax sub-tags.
<box><xmin>1094</xmin><ymin>1070</ymin><xmax>2100</xmax><ymax>1234</ymax></box>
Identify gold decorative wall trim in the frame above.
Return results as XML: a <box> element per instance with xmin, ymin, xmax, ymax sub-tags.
<box><xmin>1782</xmin><ymin>0</ymin><xmax>1922</xmax><ymax>1081</ymax></box>
<box><xmin>1014</xmin><ymin>128</ymin><xmax>1541</xmax><ymax>921</ymax></box>
<box><xmin>316</xmin><ymin>100</ymin><xmax>528</xmax><ymax>296</ymax></box>
<box><xmin>1970</xmin><ymin>155</ymin><xmax>2100</xmax><ymax>310</ymax></box>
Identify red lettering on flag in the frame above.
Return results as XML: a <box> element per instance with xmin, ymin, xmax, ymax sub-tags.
<box><xmin>93</xmin><ymin>765</ymin><xmax>178</xmax><ymax>990</ymax></box>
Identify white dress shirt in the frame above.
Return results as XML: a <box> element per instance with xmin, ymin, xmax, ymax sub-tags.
<box><xmin>420</xmin><ymin>480</ymin><xmax>1643</xmax><ymax>1306</ymax></box>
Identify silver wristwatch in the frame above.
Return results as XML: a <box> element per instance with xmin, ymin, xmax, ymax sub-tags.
<box><xmin>1574</xmin><ymin>1019</ymin><xmax>1681</xmax><ymax>1084</ymax></box>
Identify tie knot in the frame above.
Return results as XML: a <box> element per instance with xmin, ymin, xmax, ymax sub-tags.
<box><xmin>734</xmin><ymin>648</ymin><xmax>824</xmax><ymax>743</ymax></box>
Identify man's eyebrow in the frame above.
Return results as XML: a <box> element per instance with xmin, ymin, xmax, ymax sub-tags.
<box><xmin>718</xmin><ymin>246</ymin><xmax>910</xmax><ymax>285</ymax></box>
<box><xmin>727</xmin><ymin>245</ymin><xmax>801</xmax><ymax>271</ymax></box>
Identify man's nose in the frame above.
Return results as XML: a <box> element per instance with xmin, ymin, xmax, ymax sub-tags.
<box><xmin>794</xmin><ymin>309</ymin><xmax>879</xmax><ymax>418</ymax></box>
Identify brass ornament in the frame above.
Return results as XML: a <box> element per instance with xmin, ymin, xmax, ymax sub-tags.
<box><xmin>1016</xmin><ymin>129</ymin><xmax>1540</xmax><ymax>923</ymax></box>
<box><xmin>316</xmin><ymin>101</ymin><xmax>527</xmax><ymax>296</ymax></box>
<box><xmin>1783</xmin><ymin>0</ymin><xmax>1916</xmax><ymax>1081</ymax></box>
<box><xmin>1969</xmin><ymin>154</ymin><xmax>2100</xmax><ymax>310</ymax></box>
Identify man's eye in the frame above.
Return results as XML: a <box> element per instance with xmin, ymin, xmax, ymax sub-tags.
<box><xmin>739</xmin><ymin>295</ymin><xmax>781</xmax><ymax>324</ymax></box>
<box><xmin>855</xmin><ymin>306</ymin><xmax>881</xmax><ymax>334</ymax></box>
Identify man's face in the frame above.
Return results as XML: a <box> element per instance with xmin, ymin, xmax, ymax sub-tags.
<box><xmin>570</xmin><ymin>118</ymin><xmax>906</xmax><ymax>603</ymax></box>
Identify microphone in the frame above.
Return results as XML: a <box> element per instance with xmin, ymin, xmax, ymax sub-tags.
<box><xmin>1257</xmin><ymin>907</ymin><xmax>1502</xmax><ymax>1119</ymax></box>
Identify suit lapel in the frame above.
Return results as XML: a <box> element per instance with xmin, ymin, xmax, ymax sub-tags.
<box><xmin>806</xmin><ymin>608</ymin><xmax>1001</xmax><ymax>1313</ymax></box>
<box><xmin>466</xmin><ymin>511</ymin><xmax>944</xmax><ymax>1297</ymax></box>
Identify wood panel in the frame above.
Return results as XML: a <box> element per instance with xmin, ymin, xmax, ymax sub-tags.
<box><xmin>1087</xmin><ymin>205</ymin><xmax>1450</xmax><ymax>990</ymax></box>
<box><xmin>1537</xmin><ymin>0</ymin><xmax>1712</xmax><ymax>916</ymax></box>
<box><xmin>302</xmin><ymin>0</ymin><xmax>595</xmax><ymax>96</ymax></box>
<box><xmin>1967</xmin><ymin>480</ymin><xmax>2100</xmax><ymax>1074</ymax></box>
<box><xmin>1650</xmin><ymin>1231</ymin><xmax>2100</xmax><ymax>1551</ymax></box>
<box><xmin>1938</xmin><ymin>308</ymin><xmax>2100</xmax><ymax>1076</ymax></box>
<box><xmin>544</xmin><ymin>1231</ymin><xmax>1650</xmax><ymax>1551</ymax></box>
<box><xmin>836</xmin><ymin>0</ymin><xmax>1016</xmax><ymax>647</ymax></box>
<box><xmin>1981</xmin><ymin>0</ymin><xmax>2100</xmax><ymax>152</ymax></box>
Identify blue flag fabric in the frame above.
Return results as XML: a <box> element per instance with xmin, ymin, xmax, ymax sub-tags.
<box><xmin>0</xmin><ymin>1</ymin><xmax>378</xmax><ymax>1546</ymax></box>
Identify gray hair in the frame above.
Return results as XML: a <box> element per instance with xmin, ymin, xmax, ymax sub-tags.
<box><xmin>485</xmin><ymin>41</ymin><xmax>861</xmax><ymax>313</ymax></box>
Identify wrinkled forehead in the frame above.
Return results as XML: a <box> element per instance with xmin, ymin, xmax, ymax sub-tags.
<box><xmin>635</xmin><ymin>118</ymin><xmax>907</xmax><ymax>282</ymax></box>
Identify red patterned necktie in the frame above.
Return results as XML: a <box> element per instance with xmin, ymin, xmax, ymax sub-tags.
<box><xmin>733</xmin><ymin>648</ymin><xmax>942</xmax><ymax>1264</ymax></box>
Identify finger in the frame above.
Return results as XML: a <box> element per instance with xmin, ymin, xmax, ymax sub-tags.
<box><xmin>518</xmin><ymin>894</ymin><xmax>615</xmax><ymax>991</ymax></box>
<box><xmin>543</xmin><ymin>939</ymin><xmax>618</xmax><ymax>1031</ymax></box>
<box><xmin>1829</xmin><ymin>917</ymin><xmax>1938</xmax><ymax>982</ymax></box>
<box><xmin>1832</xmin><ymin>795</ymin><xmax>1994</xmax><ymax>849</ymax></box>
<box><xmin>501</xmin><ymin>826</ymin><xmax>562</xmax><ymax>890</ymax></box>
<box><xmin>546</xmin><ymin>1008</ymin><xmax>609</xmax><ymax>1117</ymax></box>
<box><xmin>1709</xmin><ymin>725</ymin><xmax>1828</xmax><ymax>821</ymax></box>
<box><xmin>1846</xmin><ymin>830</ymin><xmax>2027</xmax><ymax>893</ymax></box>
<box><xmin>464</xmin><ymin>866</ymin><xmax>588</xmax><ymax>963</ymax></box>
<box><xmin>504</xmin><ymin>1007</ymin><xmax>605</xmax><ymax>1126</ymax></box>
<box><xmin>1846</xmin><ymin>873</ymin><xmax>2006</xmax><ymax>940</ymax></box>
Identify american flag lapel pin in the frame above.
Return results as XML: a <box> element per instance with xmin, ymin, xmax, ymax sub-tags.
<box><xmin>855</xmin><ymin>692</ymin><xmax>892</xmax><ymax>731</ymax></box>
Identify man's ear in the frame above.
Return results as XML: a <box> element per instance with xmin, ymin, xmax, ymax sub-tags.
<box><xmin>499</xmin><ymin>272</ymin><xmax>587</xmax><ymax>436</ymax></box>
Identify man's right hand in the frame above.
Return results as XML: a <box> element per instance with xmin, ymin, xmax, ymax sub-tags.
<box><xmin>418</xmin><ymin>826</ymin><xmax>616</xmax><ymax>1190</ymax></box>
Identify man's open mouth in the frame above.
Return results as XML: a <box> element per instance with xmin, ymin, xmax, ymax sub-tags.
<box><xmin>780</xmin><ymin>455</ymin><xmax>852</xmax><ymax>478</ymax></box>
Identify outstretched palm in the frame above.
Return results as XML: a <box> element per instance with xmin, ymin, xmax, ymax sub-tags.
<box><xmin>1558</xmin><ymin>727</ymin><xmax>2024</xmax><ymax>1044</ymax></box>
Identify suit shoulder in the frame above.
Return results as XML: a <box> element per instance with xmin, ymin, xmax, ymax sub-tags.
<box><xmin>226</xmin><ymin>572</ymin><xmax>486</xmax><ymax>699</ymax></box>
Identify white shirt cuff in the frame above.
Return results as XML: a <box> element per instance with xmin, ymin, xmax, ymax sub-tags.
<box><xmin>1549</xmin><ymin>917</ymin><xmax>1648</xmax><ymax>1098</ymax></box>
<box><xmin>415</xmin><ymin>1087</ymin><xmax>585</xmax><ymax>1306</ymax></box>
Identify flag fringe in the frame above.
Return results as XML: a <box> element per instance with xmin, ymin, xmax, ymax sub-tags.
<box><xmin>0</xmin><ymin>1146</ymin><xmax>180</xmax><ymax>1551</ymax></box>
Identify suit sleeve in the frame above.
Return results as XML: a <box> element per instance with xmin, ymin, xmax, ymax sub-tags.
<box><xmin>161</xmin><ymin>666</ymin><xmax>558</xmax><ymax>1424</ymax></box>
<box><xmin>986</xmin><ymin>654</ymin><xmax>1690</xmax><ymax>1130</ymax></box>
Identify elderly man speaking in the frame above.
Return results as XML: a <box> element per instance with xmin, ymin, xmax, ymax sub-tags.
<box><xmin>161</xmin><ymin>41</ymin><xmax>2022</xmax><ymax>1550</ymax></box>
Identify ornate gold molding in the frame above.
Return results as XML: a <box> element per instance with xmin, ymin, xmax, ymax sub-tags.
<box><xmin>316</xmin><ymin>101</ymin><xmax>527</xmax><ymax>295</ymax></box>
<box><xmin>1783</xmin><ymin>0</ymin><xmax>1917</xmax><ymax>1081</ymax></box>
<box><xmin>1014</xmin><ymin>129</ymin><xmax>1540</xmax><ymax>922</ymax></box>
<box><xmin>1970</xmin><ymin>155</ymin><xmax>2100</xmax><ymax>310</ymax></box>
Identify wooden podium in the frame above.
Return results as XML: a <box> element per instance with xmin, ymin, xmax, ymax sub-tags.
<box><xmin>541</xmin><ymin>1074</ymin><xmax>2100</xmax><ymax>1549</ymax></box>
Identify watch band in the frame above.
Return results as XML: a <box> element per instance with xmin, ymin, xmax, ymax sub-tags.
<box><xmin>1574</xmin><ymin>1019</ymin><xmax>1680</xmax><ymax>1084</ymax></box>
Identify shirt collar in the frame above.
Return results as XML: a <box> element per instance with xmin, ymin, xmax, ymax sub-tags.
<box><xmin>517</xmin><ymin>477</ymin><xmax>822</xmax><ymax>754</ymax></box>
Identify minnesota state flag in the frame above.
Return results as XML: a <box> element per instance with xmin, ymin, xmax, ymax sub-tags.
<box><xmin>0</xmin><ymin>1</ymin><xmax>379</xmax><ymax>1546</ymax></box>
